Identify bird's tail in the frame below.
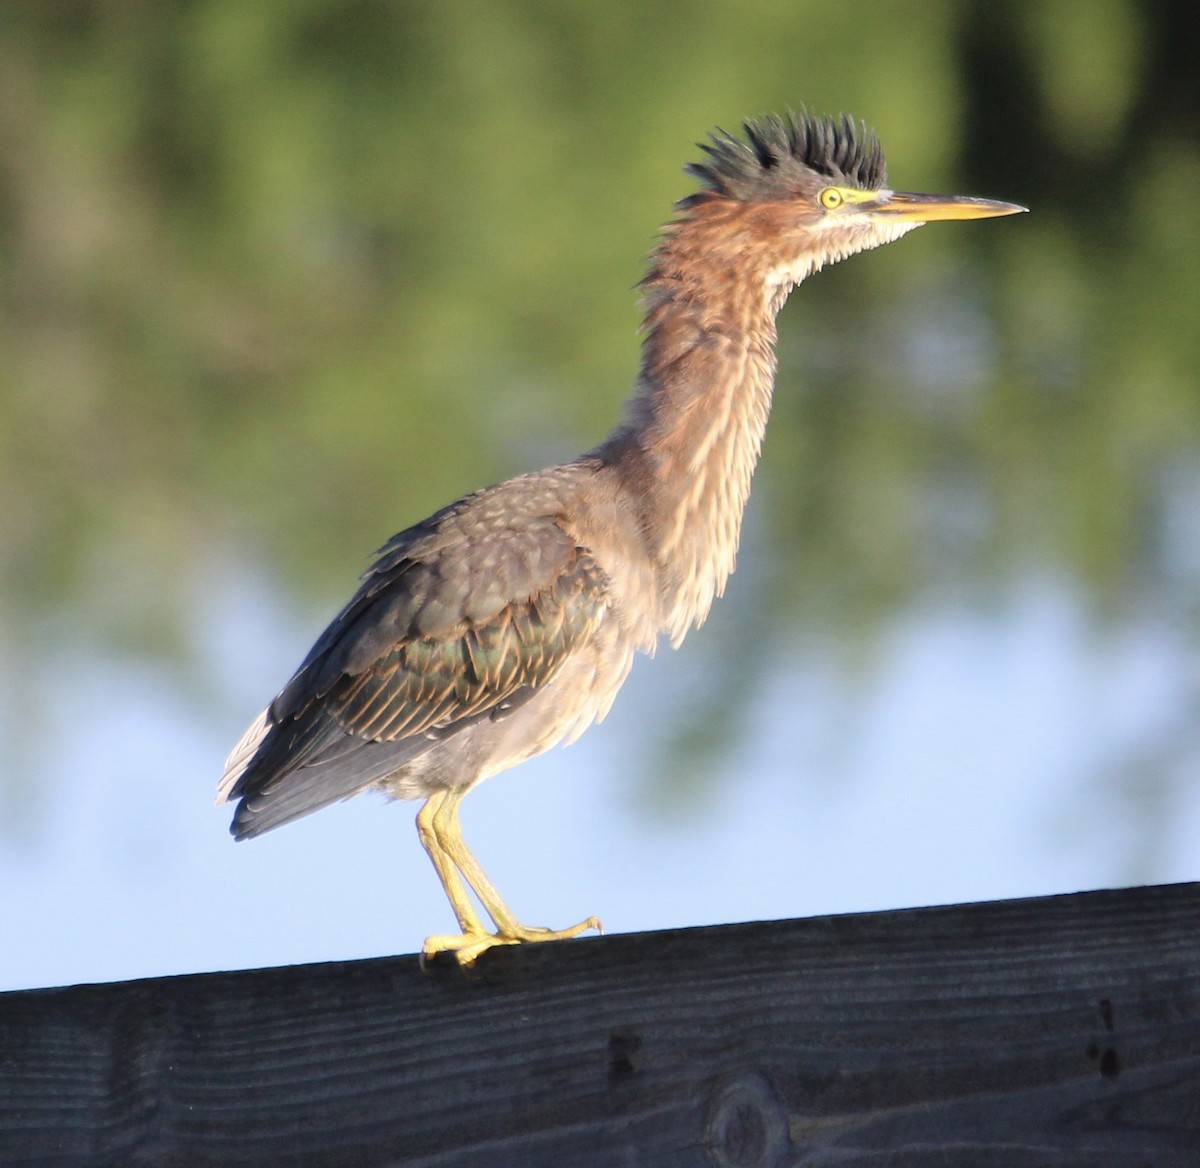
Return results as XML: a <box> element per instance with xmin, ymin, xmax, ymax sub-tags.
<box><xmin>216</xmin><ymin>707</ymin><xmax>271</xmax><ymax>806</ymax></box>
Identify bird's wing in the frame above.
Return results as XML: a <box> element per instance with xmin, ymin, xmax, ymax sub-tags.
<box><xmin>220</xmin><ymin>488</ymin><xmax>610</xmax><ymax>836</ymax></box>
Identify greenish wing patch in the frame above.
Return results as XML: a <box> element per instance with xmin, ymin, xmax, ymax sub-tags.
<box><xmin>328</xmin><ymin>546</ymin><xmax>609</xmax><ymax>742</ymax></box>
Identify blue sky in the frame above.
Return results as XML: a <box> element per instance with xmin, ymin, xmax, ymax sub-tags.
<box><xmin>3</xmin><ymin>569</ymin><xmax>1196</xmax><ymax>992</ymax></box>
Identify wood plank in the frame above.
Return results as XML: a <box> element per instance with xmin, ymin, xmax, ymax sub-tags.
<box><xmin>2</xmin><ymin>883</ymin><xmax>1198</xmax><ymax>1166</ymax></box>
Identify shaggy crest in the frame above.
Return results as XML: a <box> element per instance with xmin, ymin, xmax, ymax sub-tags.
<box><xmin>682</xmin><ymin>110</ymin><xmax>886</xmax><ymax>206</ymax></box>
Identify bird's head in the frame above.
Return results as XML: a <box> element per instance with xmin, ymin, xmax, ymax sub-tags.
<box><xmin>674</xmin><ymin>110</ymin><xmax>1025</xmax><ymax>296</ymax></box>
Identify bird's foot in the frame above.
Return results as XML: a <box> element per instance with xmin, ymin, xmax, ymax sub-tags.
<box><xmin>421</xmin><ymin>930</ymin><xmax>518</xmax><ymax>969</ymax></box>
<box><xmin>422</xmin><ymin>915</ymin><xmax>602</xmax><ymax>968</ymax></box>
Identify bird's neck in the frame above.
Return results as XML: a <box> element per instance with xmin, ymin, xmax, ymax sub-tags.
<box><xmin>599</xmin><ymin>204</ymin><xmax>800</xmax><ymax>646</ymax></box>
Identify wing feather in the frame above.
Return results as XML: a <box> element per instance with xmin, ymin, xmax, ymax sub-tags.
<box><xmin>220</xmin><ymin>489</ymin><xmax>610</xmax><ymax>837</ymax></box>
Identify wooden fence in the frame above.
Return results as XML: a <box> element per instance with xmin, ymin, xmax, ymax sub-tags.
<box><xmin>2</xmin><ymin>881</ymin><xmax>1199</xmax><ymax>1166</ymax></box>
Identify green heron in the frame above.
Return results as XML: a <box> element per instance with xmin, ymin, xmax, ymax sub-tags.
<box><xmin>219</xmin><ymin>110</ymin><xmax>1024</xmax><ymax>966</ymax></box>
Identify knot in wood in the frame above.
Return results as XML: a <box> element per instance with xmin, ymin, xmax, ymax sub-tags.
<box><xmin>705</xmin><ymin>1071</ymin><xmax>791</xmax><ymax>1168</ymax></box>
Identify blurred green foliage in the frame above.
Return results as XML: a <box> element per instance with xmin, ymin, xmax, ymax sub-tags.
<box><xmin>0</xmin><ymin>2</ymin><xmax>1197</xmax><ymax>805</ymax></box>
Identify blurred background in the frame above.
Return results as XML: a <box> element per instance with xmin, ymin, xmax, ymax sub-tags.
<box><xmin>2</xmin><ymin>2</ymin><xmax>1198</xmax><ymax>991</ymax></box>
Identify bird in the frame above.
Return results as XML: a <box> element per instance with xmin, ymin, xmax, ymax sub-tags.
<box><xmin>219</xmin><ymin>109</ymin><xmax>1025</xmax><ymax>967</ymax></box>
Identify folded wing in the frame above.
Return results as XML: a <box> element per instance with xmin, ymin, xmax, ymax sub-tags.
<box><xmin>219</xmin><ymin>490</ymin><xmax>610</xmax><ymax>837</ymax></box>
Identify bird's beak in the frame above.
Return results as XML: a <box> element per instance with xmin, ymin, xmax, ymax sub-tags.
<box><xmin>870</xmin><ymin>191</ymin><xmax>1028</xmax><ymax>222</ymax></box>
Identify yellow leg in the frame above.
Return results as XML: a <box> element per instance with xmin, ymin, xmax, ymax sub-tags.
<box><xmin>417</xmin><ymin>788</ymin><xmax>601</xmax><ymax>967</ymax></box>
<box><xmin>415</xmin><ymin>791</ymin><xmax>488</xmax><ymax>935</ymax></box>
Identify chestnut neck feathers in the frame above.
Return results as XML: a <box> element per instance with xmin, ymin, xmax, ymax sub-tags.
<box><xmin>599</xmin><ymin>112</ymin><xmax>889</xmax><ymax>646</ymax></box>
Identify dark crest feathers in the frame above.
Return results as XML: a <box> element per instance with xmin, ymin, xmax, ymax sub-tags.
<box><xmin>682</xmin><ymin>109</ymin><xmax>886</xmax><ymax>207</ymax></box>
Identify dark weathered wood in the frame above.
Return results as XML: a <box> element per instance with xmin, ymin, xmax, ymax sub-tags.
<box><xmin>1</xmin><ymin>883</ymin><xmax>1198</xmax><ymax>1167</ymax></box>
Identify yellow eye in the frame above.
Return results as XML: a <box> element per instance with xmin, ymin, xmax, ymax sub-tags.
<box><xmin>820</xmin><ymin>188</ymin><xmax>844</xmax><ymax>210</ymax></box>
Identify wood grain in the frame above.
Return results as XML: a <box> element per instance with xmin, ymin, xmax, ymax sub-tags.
<box><xmin>2</xmin><ymin>883</ymin><xmax>1198</xmax><ymax>1166</ymax></box>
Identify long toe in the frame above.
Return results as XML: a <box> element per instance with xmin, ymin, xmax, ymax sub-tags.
<box><xmin>504</xmin><ymin>915</ymin><xmax>602</xmax><ymax>943</ymax></box>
